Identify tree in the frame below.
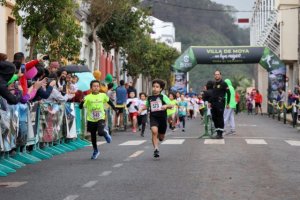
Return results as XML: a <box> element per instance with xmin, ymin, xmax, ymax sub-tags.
<box><xmin>97</xmin><ymin>0</ymin><xmax>152</xmax><ymax>83</ymax></box>
<box><xmin>13</xmin><ymin>0</ymin><xmax>80</xmax><ymax>59</ymax></box>
<box><xmin>85</xmin><ymin>0</ymin><xmax>127</xmax><ymax>70</ymax></box>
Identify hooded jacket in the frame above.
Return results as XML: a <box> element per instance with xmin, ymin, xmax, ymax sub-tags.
<box><xmin>0</xmin><ymin>61</ymin><xmax>22</xmax><ymax>104</ymax></box>
<box><xmin>224</xmin><ymin>79</ymin><xmax>236</xmax><ymax>109</ymax></box>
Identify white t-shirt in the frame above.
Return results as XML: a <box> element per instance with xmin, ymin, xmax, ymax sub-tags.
<box><xmin>138</xmin><ymin>99</ymin><xmax>147</xmax><ymax>115</ymax></box>
<box><xmin>126</xmin><ymin>98</ymin><xmax>139</xmax><ymax>113</ymax></box>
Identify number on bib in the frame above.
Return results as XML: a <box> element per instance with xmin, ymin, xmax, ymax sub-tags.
<box><xmin>150</xmin><ymin>101</ymin><xmax>162</xmax><ymax>112</ymax></box>
<box><xmin>92</xmin><ymin>110</ymin><xmax>101</xmax><ymax>120</ymax></box>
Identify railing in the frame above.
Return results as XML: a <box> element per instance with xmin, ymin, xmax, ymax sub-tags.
<box><xmin>0</xmin><ymin>102</ymin><xmax>91</xmax><ymax>177</ymax></box>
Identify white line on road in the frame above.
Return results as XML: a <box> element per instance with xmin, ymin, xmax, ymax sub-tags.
<box><xmin>63</xmin><ymin>195</ymin><xmax>79</xmax><ymax>200</ymax></box>
<box><xmin>129</xmin><ymin>150</ymin><xmax>144</xmax><ymax>158</ymax></box>
<box><xmin>204</xmin><ymin>139</ymin><xmax>225</xmax><ymax>144</ymax></box>
<box><xmin>162</xmin><ymin>139</ymin><xmax>185</xmax><ymax>145</ymax></box>
<box><xmin>113</xmin><ymin>163</ymin><xmax>123</xmax><ymax>168</ymax></box>
<box><xmin>82</xmin><ymin>180</ymin><xmax>98</xmax><ymax>188</ymax></box>
<box><xmin>245</xmin><ymin>139</ymin><xmax>267</xmax><ymax>145</ymax></box>
<box><xmin>119</xmin><ymin>140</ymin><xmax>146</xmax><ymax>146</ymax></box>
<box><xmin>0</xmin><ymin>182</ymin><xmax>28</xmax><ymax>188</ymax></box>
<box><xmin>285</xmin><ymin>140</ymin><xmax>300</xmax><ymax>146</ymax></box>
<box><xmin>99</xmin><ymin>171</ymin><xmax>112</xmax><ymax>177</ymax></box>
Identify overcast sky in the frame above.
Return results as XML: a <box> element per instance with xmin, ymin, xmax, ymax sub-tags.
<box><xmin>212</xmin><ymin>0</ymin><xmax>255</xmax><ymax>21</ymax></box>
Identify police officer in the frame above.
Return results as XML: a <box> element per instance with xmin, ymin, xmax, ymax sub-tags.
<box><xmin>210</xmin><ymin>70</ymin><xmax>231</xmax><ymax>139</ymax></box>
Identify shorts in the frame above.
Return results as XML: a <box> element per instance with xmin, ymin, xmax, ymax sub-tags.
<box><xmin>255</xmin><ymin>103</ymin><xmax>261</xmax><ymax>108</ymax></box>
<box><xmin>130</xmin><ymin>112</ymin><xmax>138</xmax><ymax>119</ymax></box>
<box><xmin>87</xmin><ymin>120</ymin><xmax>106</xmax><ymax>136</ymax></box>
<box><xmin>150</xmin><ymin>115</ymin><xmax>167</xmax><ymax>134</ymax></box>
<box><xmin>115</xmin><ymin>104</ymin><xmax>125</xmax><ymax>114</ymax></box>
<box><xmin>138</xmin><ymin>114</ymin><xmax>147</xmax><ymax>125</ymax></box>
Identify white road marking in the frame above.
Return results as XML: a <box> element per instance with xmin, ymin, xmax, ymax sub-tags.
<box><xmin>0</xmin><ymin>182</ymin><xmax>27</xmax><ymax>188</ymax></box>
<box><xmin>113</xmin><ymin>163</ymin><xmax>123</xmax><ymax>168</ymax></box>
<box><xmin>245</xmin><ymin>139</ymin><xmax>267</xmax><ymax>145</ymax></box>
<box><xmin>204</xmin><ymin>139</ymin><xmax>225</xmax><ymax>144</ymax></box>
<box><xmin>285</xmin><ymin>140</ymin><xmax>300</xmax><ymax>146</ymax></box>
<box><xmin>99</xmin><ymin>171</ymin><xmax>112</xmax><ymax>177</ymax></box>
<box><xmin>63</xmin><ymin>195</ymin><xmax>79</xmax><ymax>200</ymax></box>
<box><xmin>119</xmin><ymin>140</ymin><xmax>146</xmax><ymax>146</ymax></box>
<box><xmin>82</xmin><ymin>180</ymin><xmax>98</xmax><ymax>188</ymax></box>
<box><xmin>237</xmin><ymin>124</ymin><xmax>257</xmax><ymax>127</ymax></box>
<box><xmin>162</xmin><ymin>139</ymin><xmax>185</xmax><ymax>145</ymax></box>
<box><xmin>88</xmin><ymin>141</ymin><xmax>106</xmax><ymax>147</ymax></box>
<box><xmin>172</xmin><ymin>136</ymin><xmax>199</xmax><ymax>139</ymax></box>
<box><xmin>129</xmin><ymin>150</ymin><xmax>144</xmax><ymax>158</ymax></box>
<box><xmin>123</xmin><ymin>158</ymin><xmax>131</xmax><ymax>162</ymax></box>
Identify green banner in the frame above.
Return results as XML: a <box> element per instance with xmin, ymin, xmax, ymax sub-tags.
<box><xmin>172</xmin><ymin>46</ymin><xmax>286</xmax><ymax>100</ymax></box>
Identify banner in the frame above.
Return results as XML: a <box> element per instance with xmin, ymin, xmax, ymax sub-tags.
<box><xmin>172</xmin><ymin>46</ymin><xmax>286</xmax><ymax>100</ymax></box>
<box><xmin>170</xmin><ymin>72</ymin><xmax>188</xmax><ymax>94</ymax></box>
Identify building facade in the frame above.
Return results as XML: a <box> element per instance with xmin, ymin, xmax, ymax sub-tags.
<box><xmin>250</xmin><ymin>0</ymin><xmax>300</xmax><ymax>111</ymax></box>
<box><xmin>0</xmin><ymin>0</ymin><xmax>19</xmax><ymax>61</ymax></box>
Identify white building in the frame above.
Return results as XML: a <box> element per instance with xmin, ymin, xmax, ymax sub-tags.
<box><xmin>250</xmin><ymin>0</ymin><xmax>300</xmax><ymax>112</ymax></box>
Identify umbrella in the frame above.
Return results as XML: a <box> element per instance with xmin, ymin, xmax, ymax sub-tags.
<box><xmin>75</xmin><ymin>72</ymin><xmax>95</xmax><ymax>91</ymax></box>
<box><xmin>60</xmin><ymin>65</ymin><xmax>90</xmax><ymax>73</ymax></box>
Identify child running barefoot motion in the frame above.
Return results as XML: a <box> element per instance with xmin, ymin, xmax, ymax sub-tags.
<box><xmin>137</xmin><ymin>92</ymin><xmax>148</xmax><ymax>137</ymax></box>
<box><xmin>139</xmin><ymin>79</ymin><xmax>173</xmax><ymax>158</ymax></box>
<box><xmin>126</xmin><ymin>91</ymin><xmax>139</xmax><ymax>133</ymax></box>
<box><xmin>83</xmin><ymin>80</ymin><xmax>116</xmax><ymax>160</ymax></box>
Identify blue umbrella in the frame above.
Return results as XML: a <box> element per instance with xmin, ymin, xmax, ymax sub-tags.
<box><xmin>75</xmin><ymin>72</ymin><xmax>95</xmax><ymax>91</ymax></box>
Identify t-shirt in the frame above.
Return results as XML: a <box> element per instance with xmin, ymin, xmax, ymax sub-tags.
<box><xmin>167</xmin><ymin>99</ymin><xmax>178</xmax><ymax>116</ymax></box>
<box><xmin>138</xmin><ymin>99</ymin><xmax>147</xmax><ymax>115</ymax></box>
<box><xmin>146</xmin><ymin>94</ymin><xmax>171</xmax><ymax>118</ymax></box>
<box><xmin>178</xmin><ymin>101</ymin><xmax>188</xmax><ymax>117</ymax></box>
<box><xmin>116</xmin><ymin>86</ymin><xmax>127</xmax><ymax>105</ymax></box>
<box><xmin>126</xmin><ymin>98</ymin><xmax>139</xmax><ymax>113</ymax></box>
<box><xmin>84</xmin><ymin>93</ymin><xmax>109</xmax><ymax>122</ymax></box>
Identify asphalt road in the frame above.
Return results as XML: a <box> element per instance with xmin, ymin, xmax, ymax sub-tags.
<box><xmin>1</xmin><ymin>113</ymin><xmax>300</xmax><ymax>200</ymax></box>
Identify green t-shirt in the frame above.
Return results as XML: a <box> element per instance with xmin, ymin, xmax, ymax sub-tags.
<box><xmin>84</xmin><ymin>93</ymin><xmax>109</xmax><ymax>122</ymax></box>
<box><xmin>145</xmin><ymin>94</ymin><xmax>171</xmax><ymax>117</ymax></box>
<box><xmin>167</xmin><ymin>99</ymin><xmax>178</xmax><ymax>116</ymax></box>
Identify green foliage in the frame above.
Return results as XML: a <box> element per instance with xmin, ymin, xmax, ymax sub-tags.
<box><xmin>143</xmin><ymin>0</ymin><xmax>253</xmax><ymax>91</ymax></box>
<box><xmin>12</xmin><ymin>0</ymin><xmax>82</xmax><ymax>61</ymax></box>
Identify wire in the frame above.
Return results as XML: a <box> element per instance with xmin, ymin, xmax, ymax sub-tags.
<box><xmin>145</xmin><ymin>0</ymin><xmax>300</xmax><ymax>13</ymax></box>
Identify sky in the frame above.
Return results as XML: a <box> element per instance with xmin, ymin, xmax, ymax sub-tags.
<box><xmin>212</xmin><ymin>0</ymin><xmax>255</xmax><ymax>22</ymax></box>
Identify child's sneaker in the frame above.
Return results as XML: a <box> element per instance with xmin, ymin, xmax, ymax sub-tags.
<box><xmin>91</xmin><ymin>150</ymin><xmax>100</xmax><ymax>160</ymax></box>
<box><xmin>153</xmin><ymin>149</ymin><xmax>159</xmax><ymax>158</ymax></box>
<box><xmin>182</xmin><ymin>129</ymin><xmax>185</xmax><ymax>132</ymax></box>
<box><xmin>104</xmin><ymin>128</ymin><xmax>112</xmax><ymax>143</ymax></box>
<box><xmin>132</xmin><ymin>128</ymin><xmax>137</xmax><ymax>133</ymax></box>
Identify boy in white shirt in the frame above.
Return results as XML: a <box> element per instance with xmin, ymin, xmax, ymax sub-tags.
<box><xmin>137</xmin><ymin>92</ymin><xmax>148</xmax><ymax>137</ymax></box>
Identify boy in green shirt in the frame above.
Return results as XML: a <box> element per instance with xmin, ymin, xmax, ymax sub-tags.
<box><xmin>83</xmin><ymin>80</ymin><xmax>116</xmax><ymax>160</ymax></box>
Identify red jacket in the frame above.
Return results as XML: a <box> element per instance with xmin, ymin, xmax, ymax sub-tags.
<box><xmin>19</xmin><ymin>60</ymin><xmax>39</xmax><ymax>95</ymax></box>
<box><xmin>254</xmin><ymin>93</ymin><xmax>262</xmax><ymax>103</ymax></box>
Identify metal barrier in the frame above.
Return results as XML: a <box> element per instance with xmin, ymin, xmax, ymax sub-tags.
<box><xmin>268</xmin><ymin>100</ymin><xmax>298</xmax><ymax>127</ymax></box>
<box><xmin>0</xmin><ymin>102</ymin><xmax>91</xmax><ymax>177</ymax></box>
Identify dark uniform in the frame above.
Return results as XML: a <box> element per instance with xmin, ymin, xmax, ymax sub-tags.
<box><xmin>210</xmin><ymin>79</ymin><xmax>231</xmax><ymax>138</ymax></box>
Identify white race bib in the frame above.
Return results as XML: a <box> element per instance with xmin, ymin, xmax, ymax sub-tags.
<box><xmin>92</xmin><ymin>110</ymin><xmax>101</xmax><ymax>120</ymax></box>
<box><xmin>150</xmin><ymin>101</ymin><xmax>162</xmax><ymax>112</ymax></box>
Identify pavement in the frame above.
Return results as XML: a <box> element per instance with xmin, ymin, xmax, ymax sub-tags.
<box><xmin>1</xmin><ymin>113</ymin><xmax>300</xmax><ymax>200</ymax></box>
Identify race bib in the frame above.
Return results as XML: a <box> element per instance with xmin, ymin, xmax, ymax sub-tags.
<box><xmin>179</xmin><ymin>106</ymin><xmax>186</xmax><ymax>113</ymax></box>
<box><xmin>91</xmin><ymin>110</ymin><xmax>101</xmax><ymax>120</ymax></box>
<box><xmin>150</xmin><ymin>101</ymin><xmax>162</xmax><ymax>112</ymax></box>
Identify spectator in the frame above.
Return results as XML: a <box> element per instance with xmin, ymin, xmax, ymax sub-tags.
<box><xmin>0</xmin><ymin>61</ymin><xmax>23</xmax><ymax>104</ymax></box>
<box><xmin>48</xmin><ymin>61</ymin><xmax>60</xmax><ymax>77</ymax></box>
<box><xmin>277</xmin><ymin>88</ymin><xmax>286</xmax><ymax>108</ymax></box>
<box><xmin>115</xmin><ymin>80</ymin><xmax>127</xmax><ymax>129</ymax></box>
<box><xmin>57</xmin><ymin>70</ymin><xmax>67</xmax><ymax>95</ymax></box>
<box><xmin>254</xmin><ymin>89</ymin><xmax>263</xmax><ymax>115</ymax></box>
<box><xmin>187</xmin><ymin>87</ymin><xmax>197</xmax><ymax>98</ymax></box>
<box><xmin>235</xmin><ymin>91</ymin><xmax>240</xmax><ymax>115</ymax></box>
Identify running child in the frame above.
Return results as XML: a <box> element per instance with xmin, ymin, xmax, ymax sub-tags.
<box><xmin>178</xmin><ymin>94</ymin><xmax>188</xmax><ymax>132</ymax></box>
<box><xmin>83</xmin><ymin>80</ymin><xmax>116</xmax><ymax>160</ymax></box>
<box><xmin>126</xmin><ymin>91</ymin><xmax>139</xmax><ymax>133</ymax></box>
<box><xmin>167</xmin><ymin>92</ymin><xmax>178</xmax><ymax>131</ymax></box>
<box><xmin>137</xmin><ymin>92</ymin><xmax>148</xmax><ymax>137</ymax></box>
<box><xmin>139</xmin><ymin>79</ymin><xmax>173</xmax><ymax>158</ymax></box>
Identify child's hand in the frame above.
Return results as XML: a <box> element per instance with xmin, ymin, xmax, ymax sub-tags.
<box><xmin>161</xmin><ymin>105</ymin><xmax>168</xmax><ymax>110</ymax></box>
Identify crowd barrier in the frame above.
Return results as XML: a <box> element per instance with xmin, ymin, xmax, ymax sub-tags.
<box><xmin>0</xmin><ymin>101</ymin><xmax>91</xmax><ymax>177</ymax></box>
<box><xmin>268</xmin><ymin>100</ymin><xmax>298</xmax><ymax>128</ymax></box>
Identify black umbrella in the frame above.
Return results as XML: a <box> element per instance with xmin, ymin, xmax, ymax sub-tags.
<box><xmin>59</xmin><ymin>65</ymin><xmax>91</xmax><ymax>73</ymax></box>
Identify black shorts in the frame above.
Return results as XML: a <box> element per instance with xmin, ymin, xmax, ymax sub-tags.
<box><xmin>255</xmin><ymin>103</ymin><xmax>261</xmax><ymax>108</ymax></box>
<box><xmin>138</xmin><ymin>114</ymin><xmax>147</xmax><ymax>125</ymax></box>
<box><xmin>150</xmin><ymin>115</ymin><xmax>167</xmax><ymax>134</ymax></box>
<box><xmin>116</xmin><ymin>107</ymin><xmax>124</xmax><ymax>114</ymax></box>
<box><xmin>87</xmin><ymin>120</ymin><xmax>105</xmax><ymax>136</ymax></box>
